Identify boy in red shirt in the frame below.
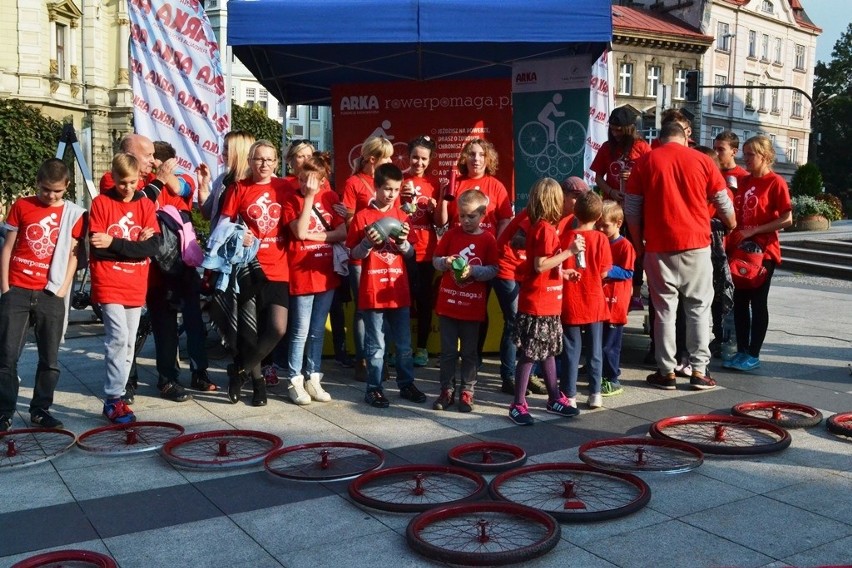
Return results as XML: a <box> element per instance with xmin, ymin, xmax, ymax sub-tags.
<box><xmin>347</xmin><ymin>164</ymin><xmax>427</xmax><ymax>408</ymax></box>
<box><xmin>560</xmin><ymin>192</ymin><xmax>612</xmax><ymax>409</ymax></box>
<box><xmin>90</xmin><ymin>154</ymin><xmax>161</xmax><ymax>423</ymax></box>
<box><xmin>432</xmin><ymin>190</ymin><xmax>498</xmax><ymax>413</ymax></box>
<box><xmin>0</xmin><ymin>159</ymin><xmax>86</xmax><ymax>431</ymax></box>
<box><xmin>598</xmin><ymin>201</ymin><xmax>635</xmax><ymax>397</ymax></box>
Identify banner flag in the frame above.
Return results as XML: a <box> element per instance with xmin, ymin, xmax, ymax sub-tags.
<box><xmin>584</xmin><ymin>49</ymin><xmax>614</xmax><ymax>188</ymax></box>
<box><xmin>127</xmin><ymin>0</ymin><xmax>229</xmax><ymax>183</ymax></box>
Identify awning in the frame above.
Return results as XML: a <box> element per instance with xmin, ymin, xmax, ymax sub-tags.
<box><xmin>227</xmin><ymin>0</ymin><xmax>612</xmax><ymax>105</ymax></box>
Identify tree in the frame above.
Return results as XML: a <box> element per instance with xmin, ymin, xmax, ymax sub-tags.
<box><xmin>813</xmin><ymin>23</ymin><xmax>852</xmax><ymax>194</ymax></box>
<box><xmin>790</xmin><ymin>162</ymin><xmax>823</xmax><ymax>197</ymax></box>
<box><xmin>231</xmin><ymin>103</ymin><xmax>284</xmax><ymax>150</ymax></box>
<box><xmin>0</xmin><ymin>99</ymin><xmax>65</xmax><ymax>204</ymax></box>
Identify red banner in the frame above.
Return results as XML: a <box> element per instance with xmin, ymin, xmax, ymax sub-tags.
<box><xmin>331</xmin><ymin>79</ymin><xmax>514</xmax><ymax>198</ymax></box>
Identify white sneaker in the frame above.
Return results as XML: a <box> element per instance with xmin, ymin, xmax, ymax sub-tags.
<box><xmin>566</xmin><ymin>396</ymin><xmax>577</xmax><ymax>408</ymax></box>
<box><xmin>287</xmin><ymin>375</ymin><xmax>311</xmax><ymax>405</ymax></box>
<box><xmin>305</xmin><ymin>372</ymin><xmax>332</xmax><ymax>402</ymax></box>
<box><xmin>588</xmin><ymin>393</ymin><xmax>603</xmax><ymax>409</ymax></box>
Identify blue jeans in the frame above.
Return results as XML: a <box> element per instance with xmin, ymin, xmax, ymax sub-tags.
<box><xmin>561</xmin><ymin>322</ymin><xmax>603</xmax><ymax>397</ymax></box>
<box><xmin>0</xmin><ymin>287</ymin><xmax>65</xmax><ymax>414</ymax></box>
<box><xmin>349</xmin><ymin>265</ymin><xmax>365</xmax><ymax>359</ymax></box>
<box><xmin>362</xmin><ymin>307</ymin><xmax>413</xmax><ymax>394</ymax></box>
<box><xmin>492</xmin><ymin>277</ymin><xmax>519</xmax><ymax>381</ymax></box>
<box><xmin>287</xmin><ymin>290</ymin><xmax>335</xmax><ymax>378</ymax></box>
<box><xmin>602</xmin><ymin>323</ymin><xmax>624</xmax><ymax>381</ymax></box>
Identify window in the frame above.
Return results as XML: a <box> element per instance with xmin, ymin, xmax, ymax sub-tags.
<box><xmin>745</xmin><ymin>80</ymin><xmax>755</xmax><ymax>109</ymax></box>
<box><xmin>761</xmin><ymin>34</ymin><xmax>769</xmax><ymax>61</ymax></box>
<box><xmin>258</xmin><ymin>101</ymin><xmax>267</xmax><ymax>112</ymax></box>
<box><xmin>788</xmin><ymin>138</ymin><xmax>799</xmax><ymax>163</ymax></box>
<box><xmin>230</xmin><ymin>86</ymin><xmax>235</xmax><ymax>98</ymax></box>
<box><xmin>717</xmin><ymin>22</ymin><xmax>731</xmax><ymax>52</ymax></box>
<box><xmin>795</xmin><ymin>44</ymin><xmax>806</xmax><ymax>69</ymax></box>
<box><xmin>647</xmin><ymin>65</ymin><xmax>661</xmax><ymax>97</ymax></box>
<box><xmin>310</xmin><ymin>106</ymin><xmax>320</xmax><ymax>120</ymax></box>
<box><xmin>674</xmin><ymin>68</ymin><xmax>687</xmax><ymax>100</ymax></box>
<box><xmin>288</xmin><ymin>105</ymin><xmax>298</xmax><ymax>119</ymax></box>
<box><xmin>774</xmin><ymin>38</ymin><xmax>783</xmax><ymax>64</ymax></box>
<box><xmin>711</xmin><ymin>126</ymin><xmax>724</xmax><ymax>141</ymax></box>
<box><xmin>748</xmin><ymin>31</ymin><xmax>757</xmax><ymax>58</ymax></box>
<box><xmin>769</xmin><ymin>133</ymin><xmax>777</xmax><ymax>149</ymax></box>
<box><xmin>771</xmin><ymin>89</ymin><xmax>779</xmax><ymax>113</ymax></box>
<box><xmin>743</xmin><ymin>130</ymin><xmax>752</xmax><ymax>142</ymax></box>
<box><xmin>761</xmin><ymin>0</ymin><xmax>774</xmax><ymax>14</ymax></box>
<box><xmin>259</xmin><ymin>89</ymin><xmax>268</xmax><ymax>101</ymax></box>
<box><xmin>713</xmin><ymin>74</ymin><xmax>729</xmax><ymax>105</ymax></box>
<box><xmin>759</xmin><ymin>83</ymin><xmax>767</xmax><ymax>110</ymax></box>
<box><xmin>245</xmin><ymin>87</ymin><xmax>256</xmax><ymax>100</ymax></box>
<box><xmin>618</xmin><ymin>63</ymin><xmax>633</xmax><ymax>95</ymax></box>
<box><xmin>791</xmin><ymin>92</ymin><xmax>803</xmax><ymax>117</ymax></box>
<box><xmin>55</xmin><ymin>23</ymin><xmax>67</xmax><ymax>79</ymax></box>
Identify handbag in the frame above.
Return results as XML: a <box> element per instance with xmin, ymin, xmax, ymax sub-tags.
<box><xmin>728</xmin><ymin>240</ymin><xmax>767</xmax><ymax>290</ymax></box>
<box><xmin>312</xmin><ymin>204</ymin><xmax>350</xmax><ymax>277</ymax></box>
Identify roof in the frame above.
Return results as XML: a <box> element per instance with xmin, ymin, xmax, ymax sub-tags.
<box><xmin>718</xmin><ymin>0</ymin><xmax>822</xmax><ymax>33</ymax></box>
<box><xmin>612</xmin><ymin>5</ymin><xmax>714</xmax><ymax>43</ymax></box>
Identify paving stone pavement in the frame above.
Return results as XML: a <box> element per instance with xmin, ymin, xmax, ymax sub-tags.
<box><xmin>0</xmin><ymin>269</ymin><xmax>849</xmax><ymax>568</ymax></box>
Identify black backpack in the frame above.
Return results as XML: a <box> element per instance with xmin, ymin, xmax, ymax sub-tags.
<box><xmin>153</xmin><ymin>209</ymin><xmax>185</xmax><ymax>275</ymax></box>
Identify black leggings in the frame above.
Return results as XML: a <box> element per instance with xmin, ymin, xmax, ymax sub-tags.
<box><xmin>733</xmin><ymin>260</ymin><xmax>776</xmax><ymax>358</ymax></box>
<box><xmin>408</xmin><ymin>260</ymin><xmax>435</xmax><ymax>350</ymax></box>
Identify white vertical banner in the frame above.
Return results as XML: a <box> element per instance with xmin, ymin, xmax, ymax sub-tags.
<box><xmin>127</xmin><ymin>0</ymin><xmax>229</xmax><ymax>181</ymax></box>
<box><xmin>584</xmin><ymin>49</ymin><xmax>615</xmax><ymax>187</ymax></box>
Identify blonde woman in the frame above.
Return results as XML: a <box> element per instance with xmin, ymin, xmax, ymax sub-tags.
<box><xmin>197</xmin><ymin>130</ymin><xmax>255</xmax><ymax>224</ymax></box>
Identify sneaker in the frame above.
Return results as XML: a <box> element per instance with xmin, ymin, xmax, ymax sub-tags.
<box><xmin>458</xmin><ymin>391</ymin><xmax>473</xmax><ymax>413</ymax></box>
<box><xmin>501</xmin><ymin>378</ymin><xmax>516</xmax><ymax>395</ymax></box>
<box><xmin>103</xmin><ymin>398</ymin><xmax>136</xmax><ymax>424</ymax></box>
<box><xmin>122</xmin><ymin>381</ymin><xmax>136</xmax><ymax>405</ymax></box>
<box><xmin>509</xmin><ymin>402</ymin><xmax>534</xmax><ymax>426</ymax></box>
<box><xmin>160</xmin><ymin>381</ymin><xmax>191</xmax><ymax>402</ymax></box>
<box><xmin>30</xmin><ymin>409</ymin><xmax>64</xmax><ymax>429</ymax></box>
<box><xmin>646</xmin><ymin>371</ymin><xmax>676</xmax><ymax>390</ymax></box>
<box><xmin>433</xmin><ymin>388</ymin><xmax>455</xmax><ymax>411</ymax></box>
<box><xmin>0</xmin><ymin>414</ymin><xmax>11</xmax><ymax>432</ymax></box>
<box><xmin>566</xmin><ymin>396</ymin><xmax>578</xmax><ymax>408</ymax></box>
<box><xmin>527</xmin><ymin>375</ymin><xmax>548</xmax><ymax>395</ymax></box>
<box><xmin>262</xmin><ymin>365</ymin><xmax>280</xmax><ymax>386</ymax></box>
<box><xmin>191</xmin><ymin>370</ymin><xmax>218</xmax><ymax>392</ymax></box>
<box><xmin>400</xmin><ymin>383</ymin><xmax>427</xmax><ymax>403</ymax></box>
<box><xmin>601</xmin><ymin>379</ymin><xmax>623</xmax><ymax>397</ymax></box>
<box><xmin>722</xmin><ymin>352</ymin><xmax>746</xmax><ymax>368</ymax></box>
<box><xmin>365</xmin><ymin>389</ymin><xmax>389</xmax><ymax>408</ymax></box>
<box><xmin>413</xmin><ymin>348</ymin><xmax>429</xmax><ymax>367</ymax></box>
<box><xmin>690</xmin><ymin>372</ymin><xmax>717</xmax><ymax>390</ymax></box>
<box><xmin>674</xmin><ymin>362</ymin><xmax>693</xmax><ymax>378</ymax></box>
<box><xmin>335</xmin><ymin>353</ymin><xmax>355</xmax><ymax>368</ymax></box>
<box><xmin>588</xmin><ymin>393</ymin><xmax>603</xmax><ymax>409</ymax></box>
<box><xmin>546</xmin><ymin>396</ymin><xmax>580</xmax><ymax>417</ymax></box>
<box><xmin>730</xmin><ymin>355</ymin><xmax>761</xmax><ymax>372</ymax></box>
<box><xmin>355</xmin><ymin>359</ymin><xmax>367</xmax><ymax>382</ymax></box>
<box><xmin>629</xmin><ymin>296</ymin><xmax>645</xmax><ymax>311</ymax></box>
<box><xmin>305</xmin><ymin>372</ymin><xmax>332</xmax><ymax>402</ymax></box>
<box><xmin>287</xmin><ymin>375</ymin><xmax>312</xmax><ymax>405</ymax></box>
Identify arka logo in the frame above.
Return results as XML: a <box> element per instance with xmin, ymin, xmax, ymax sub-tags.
<box><xmin>340</xmin><ymin>96</ymin><xmax>379</xmax><ymax>111</ymax></box>
<box><xmin>515</xmin><ymin>72</ymin><xmax>537</xmax><ymax>84</ymax></box>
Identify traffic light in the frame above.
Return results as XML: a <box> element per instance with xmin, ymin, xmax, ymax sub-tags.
<box><xmin>685</xmin><ymin>70</ymin><xmax>700</xmax><ymax>103</ymax></box>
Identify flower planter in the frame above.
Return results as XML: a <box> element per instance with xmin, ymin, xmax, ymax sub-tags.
<box><xmin>790</xmin><ymin>215</ymin><xmax>830</xmax><ymax>232</ymax></box>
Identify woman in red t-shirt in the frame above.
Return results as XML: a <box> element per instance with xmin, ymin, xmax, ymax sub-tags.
<box><xmin>508</xmin><ymin>178</ymin><xmax>584</xmax><ymax>426</ymax></box>
<box><xmin>724</xmin><ymin>136</ymin><xmax>792</xmax><ymax>372</ymax></box>
<box><xmin>219</xmin><ymin>140</ymin><xmax>293</xmax><ymax>406</ymax></box>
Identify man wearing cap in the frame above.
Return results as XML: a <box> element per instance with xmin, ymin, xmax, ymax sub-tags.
<box><xmin>625</xmin><ymin>122</ymin><xmax>736</xmax><ymax>391</ymax></box>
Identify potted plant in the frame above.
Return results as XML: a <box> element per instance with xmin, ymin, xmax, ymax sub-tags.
<box><xmin>789</xmin><ymin>195</ymin><xmax>833</xmax><ymax>231</ymax></box>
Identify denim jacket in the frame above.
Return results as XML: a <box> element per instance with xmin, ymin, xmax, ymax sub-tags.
<box><xmin>202</xmin><ymin>218</ymin><xmax>260</xmax><ymax>293</ymax></box>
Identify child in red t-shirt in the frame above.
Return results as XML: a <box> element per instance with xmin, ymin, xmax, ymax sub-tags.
<box><xmin>90</xmin><ymin>154</ymin><xmax>160</xmax><ymax>424</ymax></box>
<box><xmin>432</xmin><ymin>190</ymin><xmax>498</xmax><ymax>413</ymax></box>
<box><xmin>598</xmin><ymin>201</ymin><xmax>635</xmax><ymax>397</ymax></box>
<box><xmin>508</xmin><ymin>179</ymin><xmax>584</xmax><ymax>426</ymax></box>
<box><xmin>560</xmin><ymin>192</ymin><xmax>612</xmax><ymax>410</ymax></box>
<box><xmin>346</xmin><ymin>164</ymin><xmax>427</xmax><ymax>408</ymax></box>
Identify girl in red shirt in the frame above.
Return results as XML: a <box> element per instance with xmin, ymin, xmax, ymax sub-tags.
<box><xmin>725</xmin><ymin>136</ymin><xmax>792</xmax><ymax>372</ymax></box>
<box><xmin>509</xmin><ymin>178</ymin><xmax>584</xmax><ymax>426</ymax></box>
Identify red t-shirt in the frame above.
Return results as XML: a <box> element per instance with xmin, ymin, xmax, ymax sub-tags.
<box><xmin>722</xmin><ymin>165</ymin><xmax>749</xmax><ymax>187</ymax></box>
<box><xmin>282</xmin><ymin>188</ymin><xmax>346</xmax><ymax>295</ymax></box>
<box><xmin>89</xmin><ymin>194</ymin><xmax>159</xmax><ymax>306</ymax></box>
<box><xmin>495</xmin><ymin>210</ymin><xmax>530</xmax><ymax>281</ymax></box>
<box><xmin>560</xmin><ymin>227</ymin><xmax>611</xmax><ymax>325</ymax></box>
<box><xmin>627</xmin><ymin>143</ymin><xmax>727</xmax><ymax>253</ymax></box>
<box><xmin>447</xmin><ymin>175</ymin><xmax>513</xmax><ymax>237</ymax></box>
<box><xmin>603</xmin><ymin>236</ymin><xmax>636</xmax><ymax>325</ymax></box>
<box><xmin>342</xmin><ymin>173</ymin><xmax>379</xmax><ymax>214</ymax></box>
<box><xmin>434</xmin><ymin>227</ymin><xmax>498</xmax><ymax>322</ymax></box>
<box><xmin>517</xmin><ymin>220</ymin><xmax>563</xmax><ymax>317</ymax></box>
<box><xmin>4</xmin><ymin>197</ymin><xmax>85</xmax><ymax>290</ymax></box>
<box><xmin>590</xmin><ymin>139</ymin><xmax>652</xmax><ymax>190</ymax></box>
<box><xmin>220</xmin><ymin>178</ymin><xmax>293</xmax><ymax>282</ymax></box>
<box><xmin>346</xmin><ymin>206</ymin><xmax>414</xmax><ymax>310</ymax></box>
<box><xmin>402</xmin><ymin>174</ymin><xmax>439</xmax><ymax>262</ymax></box>
<box><xmin>734</xmin><ymin>172</ymin><xmax>791</xmax><ymax>264</ymax></box>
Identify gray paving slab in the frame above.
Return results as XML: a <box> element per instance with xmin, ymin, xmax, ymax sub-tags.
<box><xmin>779</xmin><ymin>534</ymin><xmax>852</xmax><ymax>568</ymax></box>
<box><xmin>0</xmin><ymin>463</ymin><xmax>76</xmax><ymax>514</ymax></box>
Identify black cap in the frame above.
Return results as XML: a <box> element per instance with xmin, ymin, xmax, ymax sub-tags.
<box><xmin>609</xmin><ymin>106</ymin><xmax>637</xmax><ymax>127</ymax></box>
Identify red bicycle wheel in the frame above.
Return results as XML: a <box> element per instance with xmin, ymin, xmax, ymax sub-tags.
<box><xmin>731</xmin><ymin>401</ymin><xmax>823</xmax><ymax>428</ymax></box>
<box><xmin>578</xmin><ymin>437</ymin><xmax>703</xmax><ymax>474</ymax></box>
<box><xmin>11</xmin><ymin>549</ymin><xmax>117</xmax><ymax>567</ymax></box>
<box><xmin>406</xmin><ymin>501</ymin><xmax>560</xmax><ymax>566</ymax></box>
<box><xmin>447</xmin><ymin>442</ymin><xmax>527</xmax><ymax>473</ymax></box>
<box><xmin>265</xmin><ymin>442</ymin><xmax>384</xmax><ymax>482</ymax></box>
<box><xmin>161</xmin><ymin>430</ymin><xmax>283</xmax><ymax>469</ymax></box>
<box><xmin>348</xmin><ymin>465</ymin><xmax>487</xmax><ymax>513</ymax></box>
<box><xmin>77</xmin><ymin>422</ymin><xmax>185</xmax><ymax>455</ymax></box>
<box><xmin>827</xmin><ymin>412</ymin><xmax>852</xmax><ymax>438</ymax></box>
<box><xmin>488</xmin><ymin>463</ymin><xmax>650</xmax><ymax>523</ymax></box>
<box><xmin>649</xmin><ymin>414</ymin><xmax>791</xmax><ymax>455</ymax></box>
<box><xmin>0</xmin><ymin>428</ymin><xmax>76</xmax><ymax>469</ymax></box>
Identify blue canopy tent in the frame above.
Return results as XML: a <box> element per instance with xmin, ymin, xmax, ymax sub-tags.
<box><xmin>227</xmin><ymin>0</ymin><xmax>613</xmax><ymax>105</ymax></box>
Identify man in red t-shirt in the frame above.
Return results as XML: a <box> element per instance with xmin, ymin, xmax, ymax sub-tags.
<box><xmin>626</xmin><ymin>122</ymin><xmax>736</xmax><ymax>391</ymax></box>
<box><xmin>713</xmin><ymin>130</ymin><xmax>749</xmax><ymax>188</ymax></box>
<box><xmin>0</xmin><ymin>159</ymin><xmax>86</xmax><ymax>431</ymax></box>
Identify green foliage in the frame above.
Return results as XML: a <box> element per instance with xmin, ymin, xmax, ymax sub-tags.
<box><xmin>815</xmin><ymin>193</ymin><xmax>844</xmax><ymax>221</ymax></box>
<box><xmin>790</xmin><ymin>162</ymin><xmax>823</xmax><ymax>197</ymax></box>
<box><xmin>0</xmin><ymin>99</ymin><xmax>65</xmax><ymax>204</ymax></box>
<box><xmin>189</xmin><ymin>208</ymin><xmax>211</xmax><ymax>248</ymax></box>
<box><xmin>231</xmin><ymin>103</ymin><xmax>283</xmax><ymax>150</ymax></box>
<box><xmin>791</xmin><ymin>196</ymin><xmax>837</xmax><ymax>220</ymax></box>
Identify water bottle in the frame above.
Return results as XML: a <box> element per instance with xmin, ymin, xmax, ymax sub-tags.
<box><xmin>451</xmin><ymin>256</ymin><xmax>468</xmax><ymax>281</ymax></box>
<box><xmin>576</xmin><ymin>251</ymin><xmax>586</xmax><ymax>269</ymax></box>
<box><xmin>721</xmin><ymin>311</ymin><xmax>737</xmax><ymax>360</ymax></box>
